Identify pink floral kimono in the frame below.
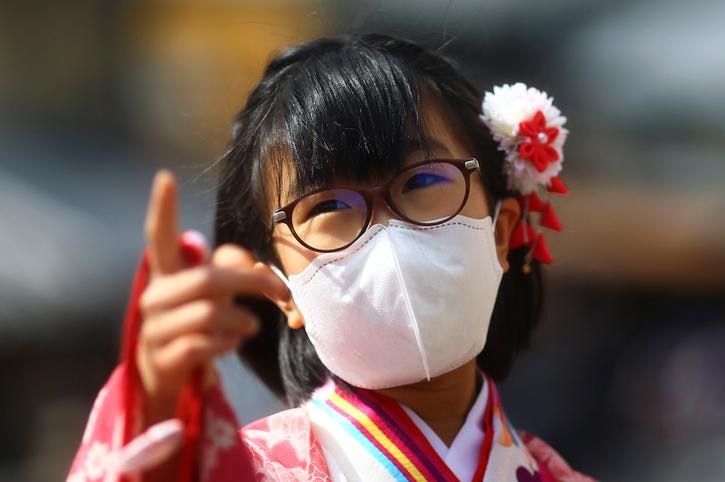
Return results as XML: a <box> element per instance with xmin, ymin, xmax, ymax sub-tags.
<box><xmin>67</xmin><ymin>235</ymin><xmax>596</xmax><ymax>482</ymax></box>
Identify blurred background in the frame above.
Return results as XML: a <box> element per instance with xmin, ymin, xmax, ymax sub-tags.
<box><xmin>1</xmin><ymin>0</ymin><xmax>724</xmax><ymax>480</ymax></box>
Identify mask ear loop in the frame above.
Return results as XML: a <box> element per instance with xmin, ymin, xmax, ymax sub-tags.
<box><xmin>490</xmin><ymin>200</ymin><xmax>506</xmax><ymax>274</ymax></box>
<box><xmin>492</xmin><ymin>200</ymin><xmax>502</xmax><ymax>228</ymax></box>
<box><xmin>269</xmin><ymin>264</ymin><xmax>293</xmax><ymax>291</ymax></box>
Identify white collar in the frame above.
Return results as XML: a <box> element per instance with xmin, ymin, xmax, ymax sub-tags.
<box><xmin>400</xmin><ymin>377</ymin><xmax>489</xmax><ymax>482</ymax></box>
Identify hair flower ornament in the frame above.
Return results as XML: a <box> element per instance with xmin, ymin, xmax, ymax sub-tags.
<box><xmin>480</xmin><ymin>82</ymin><xmax>569</xmax><ymax>268</ymax></box>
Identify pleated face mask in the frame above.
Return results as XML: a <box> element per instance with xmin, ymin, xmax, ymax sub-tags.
<box><xmin>273</xmin><ymin>213</ymin><xmax>504</xmax><ymax>390</ymax></box>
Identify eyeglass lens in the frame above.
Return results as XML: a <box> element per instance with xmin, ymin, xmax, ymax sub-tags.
<box><xmin>290</xmin><ymin>162</ymin><xmax>467</xmax><ymax>251</ymax></box>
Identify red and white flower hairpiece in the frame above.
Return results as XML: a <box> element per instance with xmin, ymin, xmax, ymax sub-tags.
<box><xmin>480</xmin><ymin>82</ymin><xmax>569</xmax><ymax>268</ymax></box>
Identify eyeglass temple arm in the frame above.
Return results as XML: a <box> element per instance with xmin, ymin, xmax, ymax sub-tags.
<box><xmin>272</xmin><ymin>210</ymin><xmax>287</xmax><ymax>223</ymax></box>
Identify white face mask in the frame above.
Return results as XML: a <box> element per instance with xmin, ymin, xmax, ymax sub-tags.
<box><xmin>272</xmin><ymin>212</ymin><xmax>504</xmax><ymax>390</ymax></box>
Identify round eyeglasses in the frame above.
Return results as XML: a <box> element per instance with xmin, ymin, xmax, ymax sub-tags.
<box><xmin>271</xmin><ymin>158</ymin><xmax>481</xmax><ymax>253</ymax></box>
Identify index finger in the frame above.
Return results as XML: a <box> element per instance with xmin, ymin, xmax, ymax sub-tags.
<box><xmin>211</xmin><ymin>244</ymin><xmax>290</xmax><ymax>303</ymax></box>
<box><xmin>144</xmin><ymin>170</ymin><xmax>182</xmax><ymax>275</ymax></box>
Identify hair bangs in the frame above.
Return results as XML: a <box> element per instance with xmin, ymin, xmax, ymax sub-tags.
<box><xmin>258</xmin><ymin>41</ymin><xmax>429</xmax><ymax>206</ymax></box>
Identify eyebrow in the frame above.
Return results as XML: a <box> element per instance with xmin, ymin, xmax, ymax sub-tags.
<box><xmin>403</xmin><ymin>136</ymin><xmax>449</xmax><ymax>156</ymax></box>
<box><xmin>281</xmin><ymin>135</ymin><xmax>452</xmax><ymax>206</ymax></box>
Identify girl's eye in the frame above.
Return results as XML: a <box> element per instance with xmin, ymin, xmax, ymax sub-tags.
<box><xmin>306</xmin><ymin>199</ymin><xmax>352</xmax><ymax>218</ymax></box>
<box><xmin>402</xmin><ymin>172</ymin><xmax>452</xmax><ymax>193</ymax></box>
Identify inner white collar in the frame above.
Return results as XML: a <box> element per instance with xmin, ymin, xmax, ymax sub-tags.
<box><xmin>400</xmin><ymin>377</ymin><xmax>489</xmax><ymax>481</ymax></box>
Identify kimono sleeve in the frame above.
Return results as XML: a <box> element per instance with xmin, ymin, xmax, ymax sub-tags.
<box><xmin>520</xmin><ymin>431</ymin><xmax>598</xmax><ymax>482</ymax></box>
<box><xmin>66</xmin><ymin>364</ymin><xmax>257</xmax><ymax>482</ymax></box>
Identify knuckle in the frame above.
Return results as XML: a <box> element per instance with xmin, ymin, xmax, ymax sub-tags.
<box><xmin>139</xmin><ymin>314</ymin><xmax>164</xmax><ymax>345</ymax></box>
<box><xmin>213</xmin><ymin>244</ymin><xmax>237</xmax><ymax>257</ymax></box>
<box><xmin>139</xmin><ymin>322</ymin><xmax>152</xmax><ymax>340</ymax></box>
<box><xmin>193</xmin><ymin>267</ymin><xmax>215</xmax><ymax>292</ymax></box>
<box><xmin>178</xmin><ymin>343</ymin><xmax>195</xmax><ymax>361</ymax></box>
<box><xmin>139</xmin><ymin>288</ymin><xmax>158</xmax><ymax>313</ymax></box>
<box><xmin>180</xmin><ymin>338</ymin><xmax>204</xmax><ymax>360</ymax></box>
<box><xmin>194</xmin><ymin>301</ymin><xmax>218</xmax><ymax>327</ymax></box>
<box><xmin>212</xmin><ymin>244</ymin><xmax>257</xmax><ymax>271</ymax></box>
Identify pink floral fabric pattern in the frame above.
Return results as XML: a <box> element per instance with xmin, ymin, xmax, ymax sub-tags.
<box><xmin>67</xmin><ymin>366</ymin><xmax>128</xmax><ymax>482</ymax></box>
<box><xmin>68</xmin><ymin>368</ymin><xmax>595</xmax><ymax>482</ymax></box>
<box><xmin>241</xmin><ymin>408</ymin><xmax>331</xmax><ymax>482</ymax></box>
<box><xmin>200</xmin><ymin>383</ymin><xmax>255</xmax><ymax>482</ymax></box>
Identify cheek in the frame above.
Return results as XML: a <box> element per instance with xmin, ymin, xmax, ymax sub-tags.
<box><xmin>459</xmin><ymin>180</ymin><xmax>490</xmax><ymax>219</ymax></box>
<box><xmin>272</xmin><ymin>230</ymin><xmax>319</xmax><ymax>276</ymax></box>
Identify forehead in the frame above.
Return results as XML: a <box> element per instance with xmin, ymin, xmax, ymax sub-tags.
<box><xmin>415</xmin><ymin>92</ymin><xmax>475</xmax><ymax>157</ymax></box>
<box><xmin>265</xmin><ymin>92</ymin><xmax>474</xmax><ymax>210</ymax></box>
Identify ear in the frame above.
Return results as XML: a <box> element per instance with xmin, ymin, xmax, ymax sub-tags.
<box><xmin>256</xmin><ymin>262</ymin><xmax>306</xmax><ymax>330</ymax></box>
<box><xmin>493</xmin><ymin>197</ymin><xmax>521</xmax><ymax>273</ymax></box>
<box><xmin>273</xmin><ymin>296</ymin><xmax>306</xmax><ymax>330</ymax></box>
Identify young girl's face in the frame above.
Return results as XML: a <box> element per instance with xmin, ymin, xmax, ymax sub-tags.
<box><xmin>271</xmin><ymin>94</ymin><xmax>491</xmax><ymax>278</ymax></box>
<box><xmin>265</xmin><ymin>93</ymin><xmax>517</xmax><ymax>332</ymax></box>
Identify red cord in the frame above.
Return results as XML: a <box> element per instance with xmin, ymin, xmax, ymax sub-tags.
<box><xmin>119</xmin><ymin>235</ymin><xmax>207</xmax><ymax>482</ymax></box>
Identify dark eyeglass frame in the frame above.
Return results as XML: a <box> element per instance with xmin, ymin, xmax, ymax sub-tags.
<box><xmin>271</xmin><ymin>158</ymin><xmax>481</xmax><ymax>253</ymax></box>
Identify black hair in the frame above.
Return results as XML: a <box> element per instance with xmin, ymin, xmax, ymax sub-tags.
<box><xmin>214</xmin><ymin>34</ymin><xmax>543</xmax><ymax>407</ymax></box>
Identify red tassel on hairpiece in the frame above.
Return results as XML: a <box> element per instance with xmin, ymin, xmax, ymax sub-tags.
<box><xmin>510</xmin><ymin>220</ymin><xmax>536</xmax><ymax>250</ymax></box>
<box><xmin>532</xmin><ymin>233</ymin><xmax>554</xmax><ymax>264</ymax></box>
<box><xmin>547</xmin><ymin>176</ymin><xmax>569</xmax><ymax>195</ymax></box>
<box><xmin>540</xmin><ymin>203</ymin><xmax>563</xmax><ymax>232</ymax></box>
<box><xmin>527</xmin><ymin>192</ymin><xmax>546</xmax><ymax>213</ymax></box>
<box><xmin>517</xmin><ymin>192</ymin><xmax>546</xmax><ymax>213</ymax></box>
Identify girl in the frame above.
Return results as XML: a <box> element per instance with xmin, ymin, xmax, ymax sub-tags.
<box><xmin>68</xmin><ymin>34</ymin><xmax>594</xmax><ymax>482</ymax></box>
